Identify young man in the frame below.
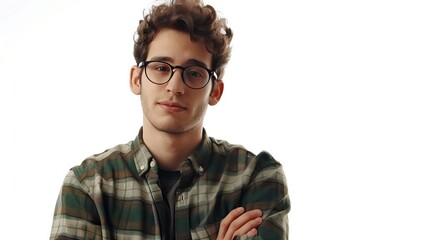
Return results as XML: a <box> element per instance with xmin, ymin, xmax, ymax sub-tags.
<box><xmin>50</xmin><ymin>0</ymin><xmax>290</xmax><ymax>239</ymax></box>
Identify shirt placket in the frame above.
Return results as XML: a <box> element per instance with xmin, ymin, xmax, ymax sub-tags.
<box><xmin>175</xmin><ymin>189</ymin><xmax>190</xmax><ymax>240</ymax></box>
<box><xmin>145</xmin><ymin>159</ymin><xmax>165</xmax><ymax>239</ymax></box>
<box><xmin>175</xmin><ymin>159</ymin><xmax>196</xmax><ymax>240</ymax></box>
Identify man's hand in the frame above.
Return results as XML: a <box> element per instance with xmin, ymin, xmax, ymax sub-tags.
<box><xmin>216</xmin><ymin>207</ymin><xmax>263</xmax><ymax>240</ymax></box>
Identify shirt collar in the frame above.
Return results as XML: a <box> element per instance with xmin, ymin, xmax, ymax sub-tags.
<box><xmin>133</xmin><ymin>127</ymin><xmax>152</xmax><ymax>176</ymax></box>
<box><xmin>188</xmin><ymin>129</ymin><xmax>211</xmax><ymax>176</ymax></box>
<box><xmin>132</xmin><ymin>127</ymin><xmax>212</xmax><ymax>178</ymax></box>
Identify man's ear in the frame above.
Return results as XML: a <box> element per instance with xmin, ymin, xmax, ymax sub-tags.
<box><xmin>209</xmin><ymin>79</ymin><xmax>224</xmax><ymax>106</ymax></box>
<box><xmin>130</xmin><ymin>66</ymin><xmax>141</xmax><ymax>95</ymax></box>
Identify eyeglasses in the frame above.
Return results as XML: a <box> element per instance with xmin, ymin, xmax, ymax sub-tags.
<box><xmin>138</xmin><ymin>61</ymin><xmax>217</xmax><ymax>89</ymax></box>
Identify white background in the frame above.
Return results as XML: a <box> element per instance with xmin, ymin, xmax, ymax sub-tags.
<box><xmin>1</xmin><ymin>0</ymin><xmax>428</xmax><ymax>239</ymax></box>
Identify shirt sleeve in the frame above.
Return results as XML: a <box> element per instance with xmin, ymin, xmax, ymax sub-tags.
<box><xmin>239</xmin><ymin>151</ymin><xmax>291</xmax><ymax>240</ymax></box>
<box><xmin>50</xmin><ymin>170</ymin><xmax>103</xmax><ymax>240</ymax></box>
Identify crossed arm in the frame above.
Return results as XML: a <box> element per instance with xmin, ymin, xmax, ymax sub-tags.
<box><xmin>216</xmin><ymin>155</ymin><xmax>290</xmax><ymax>240</ymax></box>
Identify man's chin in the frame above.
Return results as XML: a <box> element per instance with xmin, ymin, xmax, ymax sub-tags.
<box><xmin>155</xmin><ymin>123</ymin><xmax>187</xmax><ymax>135</ymax></box>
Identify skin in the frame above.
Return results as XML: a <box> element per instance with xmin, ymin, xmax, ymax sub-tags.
<box><xmin>216</xmin><ymin>207</ymin><xmax>263</xmax><ymax>240</ymax></box>
<box><xmin>130</xmin><ymin>28</ymin><xmax>262</xmax><ymax>239</ymax></box>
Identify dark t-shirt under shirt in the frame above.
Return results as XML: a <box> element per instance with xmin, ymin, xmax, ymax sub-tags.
<box><xmin>158</xmin><ymin>169</ymin><xmax>181</xmax><ymax>240</ymax></box>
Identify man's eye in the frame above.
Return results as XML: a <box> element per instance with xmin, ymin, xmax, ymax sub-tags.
<box><xmin>155</xmin><ymin>66</ymin><xmax>169</xmax><ymax>72</ymax></box>
<box><xmin>188</xmin><ymin>70</ymin><xmax>203</xmax><ymax>77</ymax></box>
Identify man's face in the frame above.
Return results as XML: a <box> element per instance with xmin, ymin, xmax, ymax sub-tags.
<box><xmin>130</xmin><ymin>28</ymin><xmax>223</xmax><ymax>135</ymax></box>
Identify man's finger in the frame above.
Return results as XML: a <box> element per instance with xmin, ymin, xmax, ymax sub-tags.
<box><xmin>217</xmin><ymin>207</ymin><xmax>245</xmax><ymax>239</ymax></box>
<box><xmin>223</xmin><ymin>209</ymin><xmax>263</xmax><ymax>240</ymax></box>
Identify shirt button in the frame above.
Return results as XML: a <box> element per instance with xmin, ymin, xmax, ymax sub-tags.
<box><xmin>150</xmin><ymin>161</ymin><xmax>155</xmax><ymax>168</ymax></box>
<box><xmin>140</xmin><ymin>165</ymin><xmax>145</xmax><ymax>171</ymax></box>
<box><xmin>178</xmin><ymin>194</ymin><xmax>184</xmax><ymax>202</ymax></box>
<box><xmin>198</xmin><ymin>166</ymin><xmax>204</xmax><ymax>173</ymax></box>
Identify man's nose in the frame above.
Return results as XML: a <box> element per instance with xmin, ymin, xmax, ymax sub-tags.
<box><xmin>166</xmin><ymin>70</ymin><xmax>185</xmax><ymax>95</ymax></box>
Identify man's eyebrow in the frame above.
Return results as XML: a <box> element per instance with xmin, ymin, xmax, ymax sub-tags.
<box><xmin>186</xmin><ymin>59</ymin><xmax>209</xmax><ymax>68</ymax></box>
<box><xmin>149</xmin><ymin>56</ymin><xmax>173</xmax><ymax>62</ymax></box>
<box><xmin>148</xmin><ymin>56</ymin><xmax>209</xmax><ymax>68</ymax></box>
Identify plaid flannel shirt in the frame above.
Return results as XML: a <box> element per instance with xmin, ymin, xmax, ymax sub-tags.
<box><xmin>50</xmin><ymin>128</ymin><xmax>290</xmax><ymax>239</ymax></box>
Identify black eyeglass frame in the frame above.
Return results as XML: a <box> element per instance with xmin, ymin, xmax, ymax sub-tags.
<box><xmin>138</xmin><ymin>61</ymin><xmax>218</xmax><ymax>89</ymax></box>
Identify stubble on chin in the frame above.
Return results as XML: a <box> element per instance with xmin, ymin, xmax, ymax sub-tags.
<box><xmin>143</xmin><ymin>110</ymin><xmax>187</xmax><ymax>135</ymax></box>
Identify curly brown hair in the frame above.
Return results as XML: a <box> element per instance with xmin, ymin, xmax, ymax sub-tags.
<box><xmin>133</xmin><ymin>0</ymin><xmax>233</xmax><ymax>79</ymax></box>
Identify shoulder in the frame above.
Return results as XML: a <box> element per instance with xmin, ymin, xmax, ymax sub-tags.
<box><xmin>71</xmin><ymin>141</ymin><xmax>136</xmax><ymax>182</ymax></box>
<box><xmin>209</xmin><ymin>137</ymin><xmax>282</xmax><ymax>171</ymax></box>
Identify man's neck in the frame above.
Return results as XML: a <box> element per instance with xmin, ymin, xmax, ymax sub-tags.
<box><xmin>142</xmin><ymin>124</ymin><xmax>203</xmax><ymax>171</ymax></box>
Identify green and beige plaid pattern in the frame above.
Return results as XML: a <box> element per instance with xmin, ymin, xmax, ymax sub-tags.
<box><xmin>50</xmin><ymin>128</ymin><xmax>290</xmax><ymax>240</ymax></box>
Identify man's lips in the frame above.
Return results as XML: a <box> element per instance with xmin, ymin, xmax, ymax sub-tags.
<box><xmin>158</xmin><ymin>101</ymin><xmax>187</xmax><ymax>112</ymax></box>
